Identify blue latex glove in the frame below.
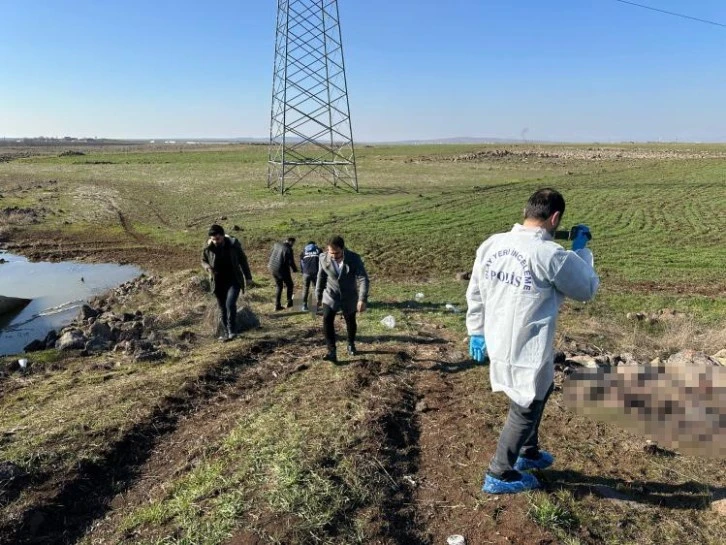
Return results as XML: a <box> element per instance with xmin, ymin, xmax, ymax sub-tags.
<box><xmin>571</xmin><ymin>224</ymin><xmax>591</xmax><ymax>251</ymax></box>
<box><xmin>469</xmin><ymin>335</ymin><xmax>487</xmax><ymax>362</ymax></box>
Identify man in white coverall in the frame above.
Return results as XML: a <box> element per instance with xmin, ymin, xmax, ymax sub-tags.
<box><xmin>466</xmin><ymin>188</ymin><xmax>599</xmax><ymax>494</ymax></box>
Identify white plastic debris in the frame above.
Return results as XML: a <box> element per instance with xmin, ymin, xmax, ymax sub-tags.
<box><xmin>445</xmin><ymin>303</ymin><xmax>460</xmax><ymax>313</ymax></box>
<box><xmin>380</xmin><ymin>315</ymin><xmax>396</xmax><ymax>329</ymax></box>
<box><xmin>414</xmin><ymin>292</ymin><xmax>425</xmax><ymax>302</ymax></box>
<box><xmin>18</xmin><ymin>358</ymin><xmax>28</xmax><ymax>370</ymax></box>
<box><xmin>447</xmin><ymin>536</ymin><xmax>466</xmax><ymax>545</ymax></box>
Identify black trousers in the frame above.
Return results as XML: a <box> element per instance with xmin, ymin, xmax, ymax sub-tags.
<box><xmin>214</xmin><ymin>283</ymin><xmax>240</xmax><ymax>335</ymax></box>
<box><xmin>322</xmin><ymin>304</ymin><xmax>356</xmax><ymax>351</ymax></box>
<box><xmin>301</xmin><ymin>273</ymin><xmax>315</xmax><ymax>307</ymax></box>
<box><xmin>273</xmin><ymin>272</ymin><xmax>294</xmax><ymax>307</ymax></box>
<box><xmin>488</xmin><ymin>382</ymin><xmax>554</xmax><ymax>478</ymax></box>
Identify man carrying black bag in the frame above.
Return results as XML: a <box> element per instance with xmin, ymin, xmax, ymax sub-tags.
<box><xmin>201</xmin><ymin>224</ymin><xmax>253</xmax><ymax>341</ymax></box>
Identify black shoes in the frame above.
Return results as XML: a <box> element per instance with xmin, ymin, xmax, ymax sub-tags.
<box><xmin>323</xmin><ymin>351</ymin><xmax>338</xmax><ymax>364</ymax></box>
<box><xmin>274</xmin><ymin>305</ymin><xmax>284</xmax><ymax>311</ymax></box>
<box><xmin>322</xmin><ymin>344</ymin><xmax>356</xmax><ymax>363</ymax></box>
<box><xmin>286</xmin><ymin>299</ymin><xmax>294</xmax><ymax>308</ymax></box>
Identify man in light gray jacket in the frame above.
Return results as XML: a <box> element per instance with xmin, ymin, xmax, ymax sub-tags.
<box><xmin>466</xmin><ymin>188</ymin><xmax>599</xmax><ymax>494</ymax></box>
<box><xmin>316</xmin><ymin>235</ymin><xmax>369</xmax><ymax>364</ymax></box>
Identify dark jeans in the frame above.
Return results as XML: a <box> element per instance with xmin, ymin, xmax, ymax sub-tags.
<box><xmin>301</xmin><ymin>273</ymin><xmax>315</xmax><ymax>307</ymax></box>
<box><xmin>488</xmin><ymin>383</ymin><xmax>554</xmax><ymax>478</ymax></box>
<box><xmin>214</xmin><ymin>283</ymin><xmax>240</xmax><ymax>335</ymax></box>
<box><xmin>322</xmin><ymin>304</ymin><xmax>357</xmax><ymax>351</ymax></box>
<box><xmin>273</xmin><ymin>272</ymin><xmax>294</xmax><ymax>307</ymax></box>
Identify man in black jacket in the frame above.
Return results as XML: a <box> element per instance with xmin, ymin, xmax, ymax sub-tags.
<box><xmin>201</xmin><ymin>224</ymin><xmax>253</xmax><ymax>341</ymax></box>
<box><xmin>268</xmin><ymin>237</ymin><xmax>297</xmax><ymax>311</ymax></box>
<box><xmin>316</xmin><ymin>235</ymin><xmax>369</xmax><ymax>363</ymax></box>
<box><xmin>299</xmin><ymin>241</ymin><xmax>322</xmax><ymax>312</ymax></box>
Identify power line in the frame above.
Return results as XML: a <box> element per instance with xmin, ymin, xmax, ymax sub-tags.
<box><xmin>612</xmin><ymin>0</ymin><xmax>726</xmax><ymax>28</ymax></box>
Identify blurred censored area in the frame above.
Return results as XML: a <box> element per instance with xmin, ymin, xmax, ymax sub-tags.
<box><xmin>564</xmin><ymin>365</ymin><xmax>726</xmax><ymax>457</ymax></box>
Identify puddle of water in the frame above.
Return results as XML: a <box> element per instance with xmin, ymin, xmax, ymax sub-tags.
<box><xmin>0</xmin><ymin>251</ymin><xmax>142</xmax><ymax>356</ymax></box>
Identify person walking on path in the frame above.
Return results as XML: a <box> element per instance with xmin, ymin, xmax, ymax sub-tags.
<box><xmin>316</xmin><ymin>236</ymin><xmax>369</xmax><ymax>364</ymax></box>
<box><xmin>466</xmin><ymin>188</ymin><xmax>599</xmax><ymax>494</ymax></box>
<box><xmin>201</xmin><ymin>224</ymin><xmax>253</xmax><ymax>341</ymax></box>
<box><xmin>299</xmin><ymin>241</ymin><xmax>322</xmax><ymax>312</ymax></box>
<box><xmin>268</xmin><ymin>237</ymin><xmax>298</xmax><ymax>311</ymax></box>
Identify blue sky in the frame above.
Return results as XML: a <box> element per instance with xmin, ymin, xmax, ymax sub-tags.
<box><xmin>1</xmin><ymin>0</ymin><xmax>725</xmax><ymax>141</ymax></box>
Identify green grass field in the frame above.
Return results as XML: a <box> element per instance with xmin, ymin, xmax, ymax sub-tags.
<box><xmin>1</xmin><ymin>143</ymin><xmax>724</xmax><ymax>545</ymax></box>
<box><xmin>3</xmin><ymin>142</ymin><xmax>725</xmax><ymax>319</ymax></box>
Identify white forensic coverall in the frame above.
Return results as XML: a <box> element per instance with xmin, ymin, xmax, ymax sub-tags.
<box><xmin>466</xmin><ymin>224</ymin><xmax>600</xmax><ymax>407</ymax></box>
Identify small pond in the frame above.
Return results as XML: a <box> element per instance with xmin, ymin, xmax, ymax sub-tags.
<box><xmin>0</xmin><ymin>251</ymin><xmax>142</xmax><ymax>356</ymax></box>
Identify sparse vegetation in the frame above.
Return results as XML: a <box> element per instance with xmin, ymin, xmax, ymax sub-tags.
<box><xmin>528</xmin><ymin>490</ymin><xmax>579</xmax><ymax>538</ymax></box>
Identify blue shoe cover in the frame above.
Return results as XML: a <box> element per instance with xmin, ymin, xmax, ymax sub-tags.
<box><xmin>482</xmin><ymin>471</ymin><xmax>540</xmax><ymax>494</ymax></box>
<box><xmin>514</xmin><ymin>450</ymin><xmax>555</xmax><ymax>472</ymax></box>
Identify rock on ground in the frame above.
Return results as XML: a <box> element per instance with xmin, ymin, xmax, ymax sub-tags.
<box><xmin>665</xmin><ymin>349</ymin><xmax>722</xmax><ymax>367</ymax></box>
<box><xmin>56</xmin><ymin>329</ymin><xmax>87</xmax><ymax>351</ymax></box>
<box><xmin>23</xmin><ymin>339</ymin><xmax>46</xmax><ymax>353</ymax></box>
<box><xmin>711</xmin><ymin>349</ymin><xmax>726</xmax><ymax>366</ymax></box>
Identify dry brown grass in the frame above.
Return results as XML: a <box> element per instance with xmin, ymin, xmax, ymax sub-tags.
<box><xmin>655</xmin><ymin>317</ymin><xmax>726</xmax><ymax>355</ymax></box>
<box><xmin>560</xmin><ymin>313</ymin><xmax>726</xmax><ymax>361</ymax></box>
<box><xmin>0</xmin><ymin>208</ymin><xmax>38</xmax><ymax>226</ymax></box>
<box><xmin>620</xmin><ymin>315</ymin><xmax>726</xmax><ymax>359</ymax></box>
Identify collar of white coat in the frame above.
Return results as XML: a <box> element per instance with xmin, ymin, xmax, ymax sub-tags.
<box><xmin>511</xmin><ymin>223</ymin><xmax>554</xmax><ymax>241</ymax></box>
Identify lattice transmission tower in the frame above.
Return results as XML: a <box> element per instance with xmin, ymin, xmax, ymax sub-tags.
<box><xmin>268</xmin><ymin>0</ymin><xmax>358</xmax><ymax>193</ymax></box>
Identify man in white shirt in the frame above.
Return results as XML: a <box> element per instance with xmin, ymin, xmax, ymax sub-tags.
<box><xmin>466</xmin><ymin>188</ymin><xmax>599</xmax><ymax>494</ymax></box>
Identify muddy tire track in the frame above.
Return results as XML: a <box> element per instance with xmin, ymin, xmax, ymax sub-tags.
<box><xmin>108</xmin><ymin>199</ymin><xmax>145</xmax><ymax>243</ymax></box>
<box><xmin>407</xmin><ymin>338</ymin><xmax>553</xmax><ymax>545</ymax></box>
<box><xmin>374</xmin><ymin>363</ymin><xmax>425</xmax><ymax>543</ymax></box>
<box><xmin>220</xmin><ymin>344</ymin><xmax>429</xmax><ymax>545</ymax></box>
<box><xmin>0</xmin><ymin>334</ymin><xmax>312</xmax><ymax>545</ymax></box>
<box><xmin>125</xmin><ymin>197</ymin><xmax>173</xmax><ymax>229</ymax></box>
<box><xmin>341</xmin><ymin>349</ymin><xmax>428</xmax><ymax>544</ymax></box>
<box><xmin>82</xmin><ymin>338</ymin><xmax>321</xmax><ymax>545</ymax></box>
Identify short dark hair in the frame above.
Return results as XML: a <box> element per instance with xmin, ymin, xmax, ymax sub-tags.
<box><xmin>307</xmin><ymin>240</ymin><xmax>315</xmax><ymax>246</ymax></box>
<box><xmin>208</xmin><ymin>224</ymin><xmax>225</xmax><ymax>236</ymax></box>
<box><xmin>327</xmin><ymin>235</ymin><xmax>345</xmax><ymax>249</ymax></box>
<box><xmin>524</xmin><ymin>188</ymin><xmax>566</xmax><ymax>221</ymax></box>
<box><xmin>286</xmin><ymin>236</ymin><xmax>296</xmax><ymax>244</ymax></box>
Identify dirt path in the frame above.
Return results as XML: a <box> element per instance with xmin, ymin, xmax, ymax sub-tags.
<box><xmin>0</xmin><ymin>333</ymin><xmax>313</xmax><ymax>545</ymax></box>
<box><xmin>60</xmin><ymin>328</ymin><xmax>557</xmax><ymax>545</ymax></box>
<box><xmin>408</xmin><ymin>338</ymin><xmax>552</xmax><ymax>545</ymax></box>
<box><xmin>81</xmin><ymin>338</ymin><xmax>321</xmax><ymax>545</ymax></box>
<box><xmin>78</xmin><ymin>332</ymin><xmax>424</xmax><ymax>545</ymax></box>
<box><xmin>8</xmin><ymin>318</ymin><xmax>718</xmax><ymax>544</ymax></box>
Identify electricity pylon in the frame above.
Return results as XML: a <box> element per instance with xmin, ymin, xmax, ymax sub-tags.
<box><xmin>268</xmin><ymin>0</ymin><xmax>358</xmax><ymax>193</ymax></box>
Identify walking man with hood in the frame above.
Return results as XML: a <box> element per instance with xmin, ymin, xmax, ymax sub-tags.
<box><xmin>316</xmin><ymin>235</ymin><xmax>369</xmax><ymax>363</ymax></box>
<box><xmin>466</xmin><ymin>188</ymin><xmax>599</xmax><ymax>494</ymax></box>
<box><xmin>300</xmin><ymin>240</ymin><xmax>322</xmax><ymax>312</ymax></box>
<box><xmin>268</xmin><ymin>237</ymin><xmax>298</xmax><ymax>311</ymax></box>
<box><xmin>201</xmin><ymin>224</ymin><xmax>253</xmax><ymax>341</ymax></box>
